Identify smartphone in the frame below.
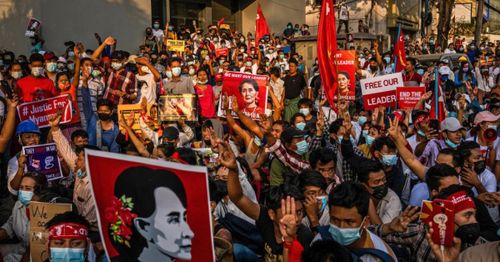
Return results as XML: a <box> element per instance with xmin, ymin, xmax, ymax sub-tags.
<box><xmin>431</xmin><ymin>199</ymin><xmax>454</xmax><ymax>247</ymax></box>
<box><xmin>429</xmin><ymin>119</ymin><xmax>440</xmax><ymax>132</ymax></box>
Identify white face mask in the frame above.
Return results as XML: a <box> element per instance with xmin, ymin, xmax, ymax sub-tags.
<box><xmin>188</xmin><ymin>68</ymin><xmax>195</xmax><ymax>75</ymax></box>
<box><xmin>141</xmin><ymin>66</ymin><xmax>151</xmax><ymax>74</ymax></box>
<box><xmin>172</xmin><ymin>67</ymin><xmax>181</xmax><ymax>76</ymax></box>
<box><xmin>111</xmin><ymin>62</ymin><xmax>122</xmax><ymax>70</ymax></box>
<box><xmin>31</xmin><ymin>67</ymin><xmax>44</xmax><ymax>77</ymax></box>
<box><xmin>10</xmin><ymin>71</ymin><xmax>23</xmax><ymax>79</ymax></box>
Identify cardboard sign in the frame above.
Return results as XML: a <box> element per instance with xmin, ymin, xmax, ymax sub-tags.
<box><xmin>360</xmin><ymin>72</ymin><xmax>403</xmax><ymax>110</ymax></box>
<box><xmin>23</xmin><ymin>143</ymin><xmax>63</xmax><ymax>181</ymax></box>
<box><xmin>17</xmin><ymin>95</ymin><xmax>73</xmax><ymax>128</ymax></box>
<box><xmin>217</xmin><ymin>71</ymin><xmax>269</xmax><ymax>120</ymax></box>
<box><xmin>167</xmin><ymin>40</ymin><xmax>186</xmax><ymax>52</ymax></box>
<box><xmin>397</xmin><ymin>86</ymin><xmax>425</xmax><ymax>109</ymax></box>
<box><xmin>158</xmin><ymin>94</ymin><xmax>197</xmax><ymax>121</ymax></box>
<box><xmin>29</xmin><ymin>202</ymin><xmax>72</xmax><ymax>262</ymax></box>
<box><xmin>333</xmin><ymin>50</ymin><xmax>356</xmax><ymax>100</ymax></box>
<box><xmin>118</xmin><ymin>104</ymin><xmax>143</xmax><ymax>134</ymax></box>
<box><xmin>85</xmin><ymin>150</ymin><xmax>214</xmax><ymax>261</ymax></box>
<box><xmin>25</xmin><ymin>17</ymin><xmax>41</xmax><ymax>37</ymax></box>
<box><xmin>215</xmin><ymin>48</ymin><xmax>229</xmax><ymax>58</ymax></box>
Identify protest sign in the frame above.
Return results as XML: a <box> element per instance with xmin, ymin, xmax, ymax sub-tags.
<box><xmin>29</xmin><ymin>202</ymin><xmax>72</xmax><ymax>262</ymax></box>
<box><xmin>217</xmin><ymin>71</ymin><xmax>268</xmax><ymax>120</ymax></box>
<box><xmin>167</xmin><ymin>40</ymin><xmax>186</xmax><ymax>52</ymax></box>
<box><xmin>25</xmin><ymin>17</ymin><xmax>41</xmax><ymax>37</ymax></box>
<box><xmin>158</xmin><ymin>94</ymin><xmax>197</xmax><ymax>121</ymax></box>
<box><xmin>17</xmin><ymin>95</ymin><xmax>73</xmax><ymax>128</ymax></box>
<box><xmin>360</xmin><ymin>72</ymin><xmax>403</xmax><ymax>110</ymax></box>
<box><xmin>85</xmin><ymin>150</ymin><xmax>214</xmax><ymax>262</ymax></box>
<box><xmin>118</xmin><ymin>104</ymin><xmax>143</xmax><ymax>134</ymax></box>
<box><xmin>397</xmin><ymin>86</ymin><xmax>425</xmax><ymax>109</ymax></box>
<box><xmin>333</xmin><ymin>50</ymin><xmax>356</xmax><ymax>100</ymax></box>
<box><xmin>215</xmin><ymin>48</ymin><xmax>229</xmax><ymax>58</ymax></box>
<box><xmin>23</xmin><ymin>143</ymin><xmax>63</xmax><ymax>181</ymax></box>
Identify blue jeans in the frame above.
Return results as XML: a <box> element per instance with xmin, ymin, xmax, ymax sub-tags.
<box><xmin>233</xmin><ymin>243</ymin><xmax>262</xmax><ymax>262</ymax></box>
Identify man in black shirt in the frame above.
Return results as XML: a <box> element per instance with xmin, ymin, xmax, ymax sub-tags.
<box><xmin>283</xmin><ymin>59</ymin><xmax>306</xmax><ymax>122</ymax></box>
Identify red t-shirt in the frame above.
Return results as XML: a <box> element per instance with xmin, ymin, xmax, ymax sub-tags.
<box><xmin>195</xmin><ymin>84</ymin><xmax>216</xmax><ymax>118</ymax></box>
<box><xmin>17</xmin><ymin>75</ymin><xmax>58</xmax><ymax>102</ymax></box>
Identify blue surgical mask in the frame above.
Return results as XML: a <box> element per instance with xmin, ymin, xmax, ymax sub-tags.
<box><xmin>417</xmin><ymin>69</ymin><xmax>425</xmax><ymax>75</ymax></box>
<box><xmin>445</xmin><ymin>138</ymin><xmax>459</xmax><ymax>149</ymax></box>
<box><xmin>384</xmin><ymin>57</ymin><xmax>391</xmax><ymax>64</ymax></box>
<box><xmin>381</xmin><ymin>154</ymin><xmax>398</xmax><ymax>166</ymax></box>
<box><xmin>365</xmin><ymin>135</ymin><xmax>375</xmax><ymax>146</ymax></box>
<box><xmin>76</xmin><ymin>169</ymin><xmax>86</xmax><ymax>178</ymax></box>
<box><xmin>172</xmin><ymin>67</ymin><xmax>182</xmax><ymax>76</ymax></box>
<box><xmin>299</xmin><ymin>108</ymin><xmax>310</xmax><ymax>116</ymax></box>
<box><xmin>358</xmin><ymin>116</ymin><xmax>367</xmax><ymax>125</ymax></box>
<box><xmin>296</xmin><ymin>122</ymin><xmax>306</xmax><ymax>131</ymax></box>
<box><xmin>18</xmin><ymin>190</ymin><xmax>33</xmax><ymax>205</ymax></box>
<box><xmin>362</xmin><ymin>130</ymin><xmax>369</xmax><ymax>137</ymax></box>
<box><xmin>448</xmin><ymin>112</ymin><xmax>458</xmax><ymax>118</ymax></box>
<box><xmin>295</xmin><ymin>140</ymin><xmax>309</xmax><ymax>155</ymax></box>
<box><xmin>328</xmin><ymin>219</ymin><xmax>364</xmax><ymax>246</ymax></box>
<box><xmin>46</xmin><ymin>62</ymin><xmax>57</xmax><ymax>73</ymax></box>
<box><xmin>317</xmin><ymin>196</ymin><xmax>328</xmax><ymax>214</ymax></box>
<box><xmin>417</xmin><ymin>130</ymin><xmax>426</xmax><ymax>137</ymax></box>
<box><xmin>165</xmin><ymin>71</ymin><xmax>172</xmax><ymax>79</ymax></box>
<box><xmin>50</xmin><ymin>247</ymin><xmax>85</xmax><ymax>262</ymax></box>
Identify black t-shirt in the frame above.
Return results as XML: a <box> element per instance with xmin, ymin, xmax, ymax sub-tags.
<box><xmin>283</xmin><ymin>73</ymin><xmax>306</xmax><ymax>100</ymax></box>
<box><xmin>256</xmin><ymin>205</ymin><xmax>314</xmax><ymax>261</ymax></box>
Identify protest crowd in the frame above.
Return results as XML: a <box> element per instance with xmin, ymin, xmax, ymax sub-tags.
<box><xmin>0</xmin><ymin>2</ymin><xmax>500</xmax><ymax>262</ymax></box>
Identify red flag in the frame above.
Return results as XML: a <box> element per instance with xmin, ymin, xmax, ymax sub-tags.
<box><xmin>255</xmin><ymin>4</ymin><xmax>270</xmax><ymax>42</ymax></box>
<box><xmin>317</xmin><ymin>0</ymin><xmax>338</xmax><ymax>109</ymax></box>
<box><xmin>393</xmin><ymin>27</ymin><xmax>407</xmax><ymax>72</ymax></box>
<box><xmin>429</xmin><ymin>79</ymin><xmax>445</xmax><ymax>122</ymax></box>
<box><xmin>217</xmin><ymin>17</ymin><xmax>224</xmax><ymax>27</ymax></box>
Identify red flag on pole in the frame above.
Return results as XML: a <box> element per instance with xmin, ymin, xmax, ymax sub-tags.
<box><xmin>317</xmin><ymin>0</ymin><xmax>338</xmax><ymax>109</ymax></box>
<box><xmin>393</xmin><ymin>27</ymin><xmax>407</xmax><ymax>72</ymax></box>
<box><xmin>255</xmin><ymin>4</ymin><xmax>270</xmax><ymax>42</ymax></box>
<box><xmin>217</xmin><ymin>17</ymin><xmax>224</xmax><ymax>27</ymax></box>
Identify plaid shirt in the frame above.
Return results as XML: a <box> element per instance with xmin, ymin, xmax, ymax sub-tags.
<box><xmin>105</xmin><ymin>70</ymin><xmax>137</xmax><ymax>105</ymax></box>
<box><xmin>266</xmin><ymin>140</ymin><xmax>310</xmax><ymax>174</ymax></box>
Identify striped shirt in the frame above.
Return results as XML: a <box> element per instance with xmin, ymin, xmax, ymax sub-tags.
<box><xmin>77</xmin><ymin>78</ymin><xmax>104</xmax><ymax>130</ymax></box>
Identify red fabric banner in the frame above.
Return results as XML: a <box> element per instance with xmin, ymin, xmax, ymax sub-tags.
<box><xmin>255</xmin><ymin>4</ymin><xmax>270</xmax><ymax>42</ymax></box>
<box><xmin>393</xmin><ymin>28</ymin><xmax>407</xmax><ymax>73</ymax></box>
<box><xmin>317</xmin><ymin>0</ymin><xmax>338</xmax><ymax>109</ymax></box>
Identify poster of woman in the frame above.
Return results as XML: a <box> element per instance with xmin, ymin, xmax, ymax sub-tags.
<box><xmin>217</xmin><ymin>71</ymin><xmax>268</xmax><ymax>120</ymax></box>
<box><xmin>85</xmin><ymin>150</ymin><xmax>213</xmax><ymax>262</ymax></box>
<box><xmin>333</xmin><ymin>50</ymin><xmax>356</xmax><ymax>100</ymax></box>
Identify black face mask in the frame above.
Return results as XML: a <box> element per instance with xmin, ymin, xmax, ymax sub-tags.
<box><xmin>98</xmin><ymin>113</ymin><xmax>112</xmax><ymax>121</ymax></box>
<box><xmin>163</xmin><ymin>142</ymin><xmax>176</xmax><ymax>157</ymax></box>
<box><xmin>473</xmin><ymin>160</ymin><xmax>486</xmax><ymax>174</ymax></box>
<box><xmin>370</xmin><ymin>65</ymin><xmax>378</xmax><ymax>72</ymax></box>
<box><xmin>455</xmin><ymin>223</ymin><xmax>480</xmax><ymax>244</ymax></box>
<box><xmin>371</xmin><ymin>184</ymin><xmax>388</xmax><ymax>199</ymax></box>
<box><xmin>204</xmin><ymin>139</ymin><xmax>212</xmax><ymax>146</ymax></box>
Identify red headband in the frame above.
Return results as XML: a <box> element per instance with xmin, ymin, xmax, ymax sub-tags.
<box><xmin>49</xmin><ymin>223</ymin><xmax>88</xmax><ymax>240</ymax></box>
<box><xmin>447</xmin><ymin>191</ymin><xmax>476</xmax><ymax>214</ymax></box>
<box><xmin>171</xmin><ymin>152</ymin><xmax>188</xmax><ymax>164</ymax></box>
<box><xmin>415</xmin><ymin>114</ymin><xmax>429</xmax><ymax>125</ymax></box>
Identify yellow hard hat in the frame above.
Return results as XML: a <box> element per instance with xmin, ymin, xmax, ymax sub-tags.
<box><xmin>458</xmin><ymin>56</ymin><xmax>468</xmax><ymax>62</ymax></box>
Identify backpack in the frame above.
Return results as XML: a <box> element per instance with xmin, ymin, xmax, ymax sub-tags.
<box><xmin>317</xmin><ymin>226</ymin><xmax>396</xmax><ymax>262</ymax></box>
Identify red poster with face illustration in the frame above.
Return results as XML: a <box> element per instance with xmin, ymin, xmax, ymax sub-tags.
<box><xmin>333</xmin><ymin>50</ymin><xmax>356</xmax><ymax>100</ymax></box>
<box><xmin>216</xmin><ymin>71</ymin><xmax>269</xmax><ymax>120</ymax></box>
<box><xmin>86</xmin><ymin>150</ymin><xmax>214</xmax><ymax>262</ymax></box>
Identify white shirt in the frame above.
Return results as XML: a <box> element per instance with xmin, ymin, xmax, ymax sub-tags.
<box><xmin>136</xmin><ymin>73</ymin><xmax>157</xmax><ymax>104</ymax></box>
<box><xmin>270</xmin><ymin>78</ymin><xmax>285</xmax><ymax>102</ymax></box>
<box><xmin>152</xmin><ymin>28</ymin><xmax>164</xmax><ymax>40</ymax></box>
<box><xmin>377</xmin><ymin>188</ymin><xmax>402</xmax><ymax>224</ymax></box>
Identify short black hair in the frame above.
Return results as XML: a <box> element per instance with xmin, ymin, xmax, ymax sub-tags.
<box><xmin>425</xmin><ymin>164</ymin><xmax>459</xmax><ymax>193</ymax></box>
<box><xmin>329</xmin><ymin>118</ymin><xmax>344</xmax><ymax>134</ymax></box>
<box><xmin>434</xmin><ymin>184</ymin><xmax>473</xmax><ymax>201</ymax></box>
<box><xmin>202</xmin><ymin>119</ymin><xmax>214</xmax><ymax>131</ymax></box>
<box><xmin>301</xmin><ymin>239</ymin><xmax>353</xmax><ymax>262</ymax></box>
<box><xmin>438</xmin><ymin>148</ymin><xmax>463</xmax><ymax>168</ymax></box>
<box><xmin>75</xmin><ymin>145</ymin><xmax>101</xmax><ymax>155</ymax></box>
<box><xmin>355</xmin><ymin>160</ymin><xmax>384</xmax><ymax>184</ymax></box>
<box><xmin>288</xmin><ymin>59</ymin><xmax>298</xmax><ymax>66</ymax></box>
<box><xmin>96</xmin><ymin>98</ymin><xmax>114</xmax><ymax>111</ymax></box>
<box><xmin>29</xmin><ymin>53</ymin><xmax>44</xmax><ymax>64</ymax></box>
<box><xmin>407</xmin><ymin>57</ymin><xmax>416</xmax><ymax>66</ymax></box>
<box><xmin>457</xmin><ymin>141</ymin><xmax>480</xmax><ymax>164</ymax></box>
<box><xmin>23</xmin><ymin>172</ymin><xmax>48</xmax><ymax>195</ymax></box>
<box><xmin>45</xmin><ymin>211</ymin><xmax>90</xmax><ymax>230</ymax></box>
<box><xmin>372</xmin><ymin>136</ymin><xmax>396</xmax><ymax>152</ymax></box>
<box><xmin>177</xmin><ymin>147</ymin><xmax>199</xmax><ymax>165</ymax></box>
<box><xmin>300</xmin><ymin>170</ymin><xmax>327</xmax><ymax>191</ymax></box>
<box><xmin>270</xmin><ymin>67</ymin><xmax>281</xmax><ymax>77</ymax></box>
<box><xmin>266</xmin><ymin>177</ymin><xmax>303</xmax><ymax>210</ymax></box>
<box><xmin>328</xmin><ymin>182</ymin><xmax>370</xmax><ymax>218</ymax></box>
<box><xmin>71</xmin><ymin>129</ymin><xmax>88</xmax><ymax>141</ymax></box>
<box><xmin>291</xmin><ymin>112</ymin><xmax>306</xmax><ymax>124</ymax></box>
<box><xmin>298</xmin><ymin>98</ymin><xmax>313</xmax><ymax>108</ymax></box>
<box><xmin>309</xmin><ymin>148</ymin><xmax>337</xmax><ymax>169</ymax></box>
<box><xmin>168</xmin><ymin>57</ymin><xmax>182</xmax><ymax>67</ymax></box>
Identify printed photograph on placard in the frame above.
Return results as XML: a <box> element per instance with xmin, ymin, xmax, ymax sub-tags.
<box><xmin>158</xmin><ymin>94</ymin><xmax>197</xmax><ymax>121</ymax></box>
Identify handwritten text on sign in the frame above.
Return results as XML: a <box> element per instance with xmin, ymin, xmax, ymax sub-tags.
<box><xmin>360</xmin><ymin>72</ymin><xmax>403</xmax><ymax>110</ymax></box>
<box><xmin>397</xmin><ymin>86</ymin><xmax>425</xmax><ymax>109</ymax></box>
<box><xmin>17</xmin><ymin>95</ymin><xmax>73</xmax><ymax>128</ymax></box>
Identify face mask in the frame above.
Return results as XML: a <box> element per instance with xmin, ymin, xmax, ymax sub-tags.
<box><xmin>31</xmin><ymin>67</ymin><xmax>44</xmax><ymax>77</ymax></box>
<box><xmin>365</xmin><ymin>135</ymin><xmax>375</xmax><ymax>146</ymax></box>
<box><xmin>111</xmin><ymin>62</ymin><xmax>122</xmax><ymax>71</ymax></box>
<box><xmin>417</xmin><ymin>69</ymin><xmax>425</xmax><ymax>75</ymax></box>
<box><xmin>76</xmin><ymin>169</ymin><xmax>86</xmax><ymax>178</ymax></box>
<box><xmin>240</xmin><ymin>38</ymin><xmax>245</xmax><ymax>43</ymax></box>
<box><xmin>371</xmin><ymin>184</ymin><xmax>388</xmax><ymax>199</ymax></box>
<box><xmin>440</xmin><ymin>75</ymin><xmax>449</xmax><ymax>81</ymax></box>
<box><xmin>172</xmin><ymin>67</ymin><xmax>181</xmax><ymax>76</ymax></box>
<box><xmin>417</xmin><ymin>129</ymin><xmax>426</xmax><ymax>137</ymax></box>
<box><xmin>98</xmin><ymin>113</ymin><xmax>112</xmax><ymax>121</ymax></box>
<box><xmin>165</xmin><ymin>71</ymin><xmax>172</xmax><ymax>79</ymax></box>
<box><xmin>358</xmin><ymin>116</ymin><xmax>367</xmax><ymax>125</ymax></box>
<box><xmin>11</xmin><ymin>71</ymin><xmax>22</xmax><ymax>79</ymax></box>
<box><xmin>474</xmin><ymin>160</ymin><xmax>486</xmax><ymax>174</ymax></box>
<box><xmin>18</xmin><ymin>190</ymin><xmax>34</xmax><ymax>205</ymax></box>
<box><xmin>266</xmin><ymin>62</ymin><xmax>270</xmax><ymax>67</ymax></box>
<box><xmin>50</xmin><ymin>247</ymin><xmax>85</xmax><ymax>262</ymax></box>
<box><xmin>463</xmin><ymin>67</ymin><xmax>469</xmax><ymax>73</ymax></box>
<box><xmin>296</xmin><ymin>122</ymin><xmax>306</xmax><ymax>131</ymax></box>
<box><xmin>381</xmin><ymin>154</ymin><xmax>398</xmax><ymax>166</ymax></box>
<box><xmin>168</xmin><ymin>26</ymin><xmax>174</xmax><ymax>31</ymax></box>
<box><xmin>46</xmin><ymin>62</ymin><xmax>57</xmax><ymax>72</ymax></box>
<box><xmin>153</xmin><ymin>23</ymin><xmax>160</xmax><ymax>29</ymax></box>
<box><xmin>487</xmin><ymin>125</ymin><xmax>497</xmax><ymax>130</ymax></box>
<box><xmin>295</xmin><ymin>140</ymin><xmax>309</xmax><ymax>155</ymax></box>
<box><xmin>67</xmin><ymin>63</ymin><xmax>75</xmax><ymax>70</ymax></box>
<box><xmin>91</xmin><ymin>69</ymin><xmax>101</xmax><ymax>78</ymax></box>
<box><xmin>188</xmin><ymin>68</ymin><xmax>195</xmax><ymax>75</ymax></box>
<box><xmin>328</xmin><ymin>220</ymin><xmax>363</xmax><ymax>246</ymax></box>
<box><xmin>299</xmin><ymin>108</ymin><xmax>310</xmax><ymax>116</ymax></box>
<box><xmin>68</xmin><ymin>51</ymin><xmax>75</xmax><ymax>57</ymax></box>
<box><xmin>362</xmin><ymin>130</ymin><xmax>369</xmax><ymax>137</ymax></box>
<box><xmin>445</xmin><ymin>138</ymin><xmax>459</xmax><ymax>149</ymax></box>
<box><xmin>384</xmin><ymin>57</ymin><xmax>391</xmax><ymax>64</ymax></box>
<box><xmin>370</xmin><ymin>65</ymin><xmax>378</xmax><ymax>72</ymax></box>
<box><xmin>219</xmin><ymin>60</ymin><xmax>225</xmax><ymax>65</ymax></box>
<box><xmin>279</xmin><ymin>54</ymin><xmax>285</xmax><ymax>59</ymax></box>
<box><xmin>455</xmin><ymin>223</ymin><xmax>480</xmax><ymax>245</ymax></box>
<box><xmin>197</xmin><ymin>79</ymin><xmax>208</xmax><ymax>85</ymax></box>
<box><xmin>141</xmin><ymin>66</ymin><xmax>150</xmax><ymax>74</ymax></box>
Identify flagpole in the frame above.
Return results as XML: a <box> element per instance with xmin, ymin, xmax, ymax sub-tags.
<box><xmin>434</xmin><ymin>65</ymin><xmax>439</xmax><ymax>119</ymax></box>
<box><xmin>393</xmin><ymin>24</ymin><xmax>400</xmax><ymax>73</ymax></box>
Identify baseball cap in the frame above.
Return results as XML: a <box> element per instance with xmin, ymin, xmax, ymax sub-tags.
<box><xmin>473</xmin><ymin>111</ymin><xmax>499</xmax><ymax>125</ymax></box>
<box><xmin>440</xmin><ymin>58</ymin><xmax>450</xmax><ymax>64</ymax></box>
<box><xmin>57</xmin><ymin>56</ymin><xmax>67</xmax><ymax>64</ymax></box>
<box><xmin>280</xmin><ymin>127</ymin><xmax>306</xmax><ymax>144</ymax></box>
<box><xmin>162</xmin><ymin>126</ymin><xmax>179</xmax><ymax>141</ymax></box>
<box><xmin>440</xmin><ymin>117</ymin><xmax>464</xmax><ymax>132</ymax></box>
<box><xmin>44</xmin><ymin>52</ymin><xmax>56</xmax><ymax>61</ymax></box>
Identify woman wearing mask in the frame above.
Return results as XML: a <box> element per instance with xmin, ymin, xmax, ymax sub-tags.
<box><xmin>144</xmin><ymin>27</ymin><xmax>159</xmax><ymax>54</ymax></box>
<box><xmin>188</xmin><ymin>65</ymin><xmax>197</xmax><ymax>85</ymax></box>
<box><xmin>0</xmin><ymin>173</ymin><xmax>48</xmax><ymax>261</ymax></box>
<box><xmin>454</xmin><ymin>57</ymin><xmax>476</xmax><ymax>93</ymax></box>
<box><xmin>194</xmin><ymin>69</ymin><xmax>216</xmax><ymax>119</ymax></box>
<box><xmin>1</xmin><ymin>62</ymin><xmax>23</xmax><ymax>98</ymax></box>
